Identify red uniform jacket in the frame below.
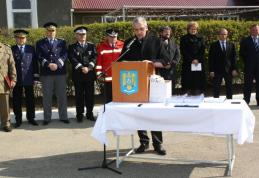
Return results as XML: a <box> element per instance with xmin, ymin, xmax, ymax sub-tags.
<box><xmin>96</xmin><ymin>40</ymin><xmax>124</xmax><ymax>82</ymax></box>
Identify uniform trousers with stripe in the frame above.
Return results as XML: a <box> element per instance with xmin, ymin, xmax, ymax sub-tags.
<box><xmin>41</xmin><ymin>75</ymin><xmax>68</xmax><ymax>121</ymax></box>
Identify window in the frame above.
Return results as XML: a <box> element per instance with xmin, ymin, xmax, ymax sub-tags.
<box><xmin>6</xmin><ymin>0</ymin><xmax>38</xmax><ymax>28</ymax></box>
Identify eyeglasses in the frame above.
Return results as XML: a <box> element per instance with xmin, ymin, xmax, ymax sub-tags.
<box><xmin>16</xmin><ymin>37</ymin><xmax>26</xmax><ymax>39</ymax></box>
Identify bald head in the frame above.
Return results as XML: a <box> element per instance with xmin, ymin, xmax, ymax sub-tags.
<box><xmin>218</xmin><ymin>28</ymin><xmax>228</xmax><ymax>41</ymax></box>
<box><xmin>250</xmin><ymin>24</ymin><xmax>259</xmax><ymax>37</ymax></box>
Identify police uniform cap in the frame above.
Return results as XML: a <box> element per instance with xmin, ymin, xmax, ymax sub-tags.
<box><xmin>74</xmin><ymin>26</ymin><xmax>88</xmax><ymax>34</ymax></box>
<box><xmin>14</xmin><ymin>29</ymin><xmax>29</xmax><ymax>38</ymax></box>
<box><xmin>106</xmin><ymin>28</ymin><xmax>119</xmax><ymax>37</ymax></box>
<box><xmin>43</xmin><ymin>22</ymin><xmax>57</xmax><ymax>31</ymax></box>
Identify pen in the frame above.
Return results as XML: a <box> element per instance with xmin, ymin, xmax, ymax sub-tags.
<box><xmin>174</xmin><ymin>105</ymin><xmax>199</xmax><ymax>107</ymax></box>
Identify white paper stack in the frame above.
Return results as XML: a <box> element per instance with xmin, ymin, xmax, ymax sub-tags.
<box><xmin>149</xmin><ymin>75</ymin><xmax>172</xmax><ymax>103</ymax></box>
<box><xmin>204</xmin><ymin>96</ymin><xmax>226</xmax><ymax>103</ymax></box>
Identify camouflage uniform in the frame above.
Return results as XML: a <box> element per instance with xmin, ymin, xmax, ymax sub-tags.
<box><xmin>0</xmin><ymin>42</ymin><xmax>17</xmax><ymax>128</ymax></box>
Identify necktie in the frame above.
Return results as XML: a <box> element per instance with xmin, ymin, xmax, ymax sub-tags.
<box><xmin>254</xmin><ymin>38</ymin><xmax>259</xmax><ymax>51</ymax></box>
<box><xmin>221</xmin><ymin>41</ymin><xmax>226</xmax><ymax>53</ymax></box>
<box><xmin>20</xmin><ymin>46</ymin><xmax>24</xmax><ymax>54</ymax></box>
<box><xmin>49</xmin><ymin>39</ymin><xmax>54</xmax><ymax>47</ymax></box>
<box><xmin>164</xmin><ymin>40</ymin><xmax>169</xmax><ymax>50</ymax></box>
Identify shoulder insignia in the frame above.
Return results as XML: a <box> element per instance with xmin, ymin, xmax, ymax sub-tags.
<box><xmin>3</xmin><ymin>43</ymin><xmax>11</xmax><ymax>47</ymax></box>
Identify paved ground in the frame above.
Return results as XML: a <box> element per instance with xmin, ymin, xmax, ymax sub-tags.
<box><xmin>0</xmin><ymin>94</ymin><xmax>258</xmax><ymax>178</ymax></box>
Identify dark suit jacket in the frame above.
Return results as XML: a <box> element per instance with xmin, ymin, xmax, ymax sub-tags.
<box><xmin>240</xmin><ymin>36</ymin><xmax>259</xmax><ymax>73</ymax></box>
<box><xmin>120</xmin><ymin>31</ymin><xmax>170</xmax><ymax>65</ymax></box>
<box><xmin>68</xmin><ymin>42</ymin><xmax>97</xmax><ymax>81</ymax></box>
<box><xmin>158</xmin><ymin>38</ymin><xmax>180</xmax><ymax>80</ymax></box>
<box><xmin>11</xmin><ymin>45</ymin><xmax>39</xmax><ymax>85</ymax></box>
<box><xmin>209</xmin><ymin>41</ymin><xmax>237</xmax><ymax>74</ymax></box>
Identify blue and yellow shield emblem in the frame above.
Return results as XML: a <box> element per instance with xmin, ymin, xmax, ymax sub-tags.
<box><xmin>120</xmin><ymin>70</ymin><xmax>138</xmax><ymax>95</ymax></box>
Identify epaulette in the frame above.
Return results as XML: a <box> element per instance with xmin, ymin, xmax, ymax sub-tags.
<box><xmin>3</xmin><ymin>43</ymin><xmax>11</xmax><ymax>47</ymax></box>
<box><xmin>57</xmin><ymin>38</ymin><xmax>65</xmax><ymax>41</ymax></box>
<box><xmin>87</xmin><ymin>41</ymin><xmax>94</xmax><ymax>44</ymax></box>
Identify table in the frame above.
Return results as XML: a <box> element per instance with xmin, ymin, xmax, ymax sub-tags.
<box><xmin>91</xmin><ymin>99</ymin><xmax>255</xmax><ymax>176</ymax></box>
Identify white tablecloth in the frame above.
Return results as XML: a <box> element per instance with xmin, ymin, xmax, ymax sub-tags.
<box><xmin>91</xmin><ymin>99</ymin><xmax>255</xmax><ymax>145</ymax></box>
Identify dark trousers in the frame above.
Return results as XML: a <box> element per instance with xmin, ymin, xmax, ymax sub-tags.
<box><xmin>12</xmin><ymin>85</ymin><xmax>35</xmax><ymax>122</ymax></box>
<box><xmin>138</xmin><ymin>130</ymin><xmax>163</xmax><ymax>147</ymax></box>
<box><xmin>104</xmin><ymin>82</ymin><xmax>112</xmax><ymax>103</ymax></box>
<box><xmin>213</xmin><ymin>73</ymin><xmax>233</xmax><ymax>99</ymax></box>
<box><xmin>74</xmin><ymin>80</ymin><xmax>95</xmax><ymax>118</ymax></box>
<box><xmin>243</xmin><ymin>71</ymin><xmax>259</xmax><ymax>104</ymax></box>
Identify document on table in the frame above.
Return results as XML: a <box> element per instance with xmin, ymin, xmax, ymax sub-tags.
<box><xmin>191</xmin><ymin>63</ymin><xmax>202</xmax><ymax>71</ymax></box>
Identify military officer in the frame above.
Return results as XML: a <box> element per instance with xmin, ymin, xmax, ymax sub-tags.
<box><xmin>0</xmin><ymin>41</ymin><xmax>17</xmax><ymax>132</ymax></box>
<box><xmin>36</xmin><ymin>22</ymin><xmax>69</xmax><ymax>125</ymax></box>
<box><xmin>68</xmin><ymin>26</ymin><xmax>97</xmax><ymax>122</ymax></box>
<box><xmin>11</xmin><ymin>29</ymin><xmax>39</xmax><ymax>128</ymax></box>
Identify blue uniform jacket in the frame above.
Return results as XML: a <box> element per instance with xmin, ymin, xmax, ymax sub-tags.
<box><xmin>11</xmin><ymin>45</ymin><xmax>39</xmax><ymax>86</ymax></box>
<box><xmin>36</xmin><ymin>38</ymin><xmax>67</xmax><ymax>76</ymax></box>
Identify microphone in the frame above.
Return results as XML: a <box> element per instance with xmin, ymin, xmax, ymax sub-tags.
<box><xmin>126</xmin><ymin>37</ymin><xmax>136</xmax><ymax>49</ymax></box>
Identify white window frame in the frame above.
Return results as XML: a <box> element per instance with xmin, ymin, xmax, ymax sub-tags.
<box><xmin>6</xmin><ymin>0</ymin><xmax>38</xmax><ymax>28</ymax></box>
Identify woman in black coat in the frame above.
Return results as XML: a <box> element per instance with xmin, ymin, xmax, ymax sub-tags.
<box><xmin>180</xmin><ymin>21</ymin><xmax>206</xmax><ymax>95</ymax></box>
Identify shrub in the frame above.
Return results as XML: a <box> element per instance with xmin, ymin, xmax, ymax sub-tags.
<box><xmin>1</xmin><ymin>20</ymin><xmax>258</xmax><ymax>95</ymax></box>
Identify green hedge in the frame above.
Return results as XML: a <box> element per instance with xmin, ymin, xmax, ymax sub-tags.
<box><xmin>1</xmin><ymin>20</ymin><xmax>259</xmax><ymax>94</ymax></box>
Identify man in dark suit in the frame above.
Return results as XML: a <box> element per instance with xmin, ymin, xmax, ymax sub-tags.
<box><xmin>36</xmin><ymin>22</ymin><xmax>69</xmax><ymax>125</ymax></box>
<box><xmin>240</xmin><ymin>24</ymin><xmax>259</xmax><ymax>105</ymax></box>
<box><xmin>11</xmin><ymin>29</ymin><xmax>39</xmax><ymax>128</ymax></box>
<box><xmin>158</xmin><ymin>26</ymin><xmax>180</xmax><ymax>94</ymax></box>
<box><xmin>209</xmin><ymin>28</ymin><xmax>238</xmax><ymax>99</ymax></box>
<box><xmin>120</xmin><ymin>16</ymin><xmax>169</xmax><ymax>155</ymax></box>
<box><xmin>68</xmin><ymin>26</ymin><xmax>97</xmax><ymax>122</ymax></box>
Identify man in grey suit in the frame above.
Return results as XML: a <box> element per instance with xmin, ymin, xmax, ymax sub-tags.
<box><xmin>158</xmin><ymin>26</ymin><xmax>180</xmax><ymax>95</ymax></box>
<box><xmin>240</xmin><ymin>24</ymin><xmax>259</xmax><ymax>105</ymax></box>
<box><xmin>36</xmin><ymin>22</ymin><xmax>69</xmax><ymax>125</ymax></box>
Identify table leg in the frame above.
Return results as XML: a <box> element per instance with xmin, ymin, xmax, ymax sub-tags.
<box><xmin>227</xmin><ymin>134</ymin><xmax>235</xmax><ymax>176</ymax></box>
<box><xmin>116</xmin><ymin>136</ymin><xmax>120</xmax><ymax>168</ymax></box>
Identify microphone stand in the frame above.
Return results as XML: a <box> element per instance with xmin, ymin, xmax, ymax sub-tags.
<box><xmin>78</xmin><ymin>47</ymin><xmax>131</xmax><ymax>174</ymax></box>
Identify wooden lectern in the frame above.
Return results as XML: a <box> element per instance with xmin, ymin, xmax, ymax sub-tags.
<box><xmin>112</xmin><ymin>61</ymin><xmax>155</xmax><ymax>102</ymax></box>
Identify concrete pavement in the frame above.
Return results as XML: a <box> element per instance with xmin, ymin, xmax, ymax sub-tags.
<box><xmin>0</xmin><ymin>94</ymin><xmax>258</xmax><ymax>178</ymax></box>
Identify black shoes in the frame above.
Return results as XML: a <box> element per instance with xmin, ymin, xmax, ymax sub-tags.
<box><xmin>3</xmin><ymin>126</ymin><xmax>12</xmax><ymax>132</ymax></box>
<box><xmin>135</xmin><ymin>144</ymin><xmax>166</xmax><ymax>155</ymax></box>
<box><xmin>77</xmin><ymin>116</ymin><xmax>83</xmax><ymax>123</ymax></box>
<box><xmin>14</xmin><ymin>121</ymin><xmax>22</xmax><ymax>128</ymax></box>
<box><xmin>60</xmin><ymin>120</ymin><xmax>70</xmax><ymax>124</ymax></box>
<box><xmin>154</xmin><ymin>145</ymin><xmax>166</xmax><ymax>155</ymax></box>
<box><xmin>28</xmin><ymin>120</ymin><xmax>39</xmax><ymax>126</ymax></box>
<box><xmin>135</xmin><ymin>144</ymin><xmax>149</xmax><ymax>153</ymax></box>
<box><xmin>86</xmin><ymin>113</ymin><xmax>96</xmax><ymax>121</ymax></box>
<box><xmin>42</xmin><ymin>120</ymin><xmax>50</xmax><ymax>125</ymax></box>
